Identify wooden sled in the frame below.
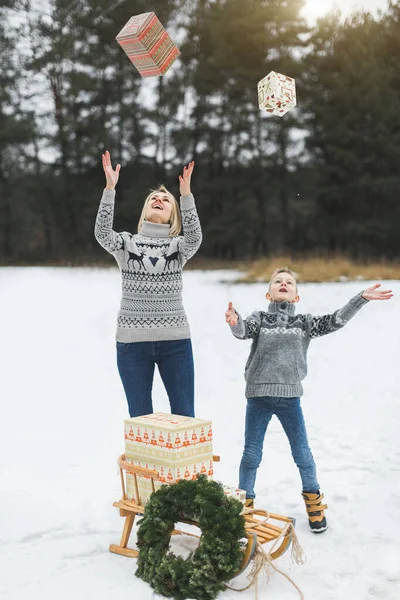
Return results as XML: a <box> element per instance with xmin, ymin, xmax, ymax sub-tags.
<box><xmin>110</xmin><ymin>454</ymin><xmax>298</xmax><ymax>577</ymax></box>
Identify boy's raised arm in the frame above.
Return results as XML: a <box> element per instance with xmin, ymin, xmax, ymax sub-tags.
<box><xmin>309</xmin><ymin>284</ymin><xmax>393</xmax><ymax>339</ymax></box>
<box><xmin>225</xmin><ymin>302</ymin><xmax>262</xmax><ymax>340</ymax></box>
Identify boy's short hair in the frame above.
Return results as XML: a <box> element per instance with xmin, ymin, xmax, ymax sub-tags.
<box><xmin>269</xmin><ymin>267</ymin><xmax>298</xmax><ymax>290</ymax></box>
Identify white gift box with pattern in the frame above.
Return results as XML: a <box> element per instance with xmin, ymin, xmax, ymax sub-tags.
<box><xmin>223</xmin><ymin>485</ymin><xmax>246</xmax><ymax>505</ymax></box>
<box><xmin>124</xmin><ymin>412</ymin><xmax>214</xmax><ymax>504</ymax></box>
<box><xmin>257</xmin><ymin>71</ymin><xmax>296</xmax><ymax>116</ymax></box>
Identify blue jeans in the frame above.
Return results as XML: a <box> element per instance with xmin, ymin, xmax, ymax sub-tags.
<box><xmin>239</xmin><ymin>396</ymin><xmax>319</xmax><ymax>498</ymax></box>
<box><xmin>116</xmin><ymin>339</ymin><xmax>195</xmax><ymax>418</ymax></box>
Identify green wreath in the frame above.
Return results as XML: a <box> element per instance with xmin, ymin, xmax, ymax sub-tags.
<box><xmin>135</xmin><ymin>475</ymin><xmax>246</xmax><ymax>600</ymax></box>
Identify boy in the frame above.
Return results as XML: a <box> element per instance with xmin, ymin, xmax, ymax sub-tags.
<box><xmin>225</xmin><ymin>268</ymin><xmax>393</xmax><ymax>533</ymax></box>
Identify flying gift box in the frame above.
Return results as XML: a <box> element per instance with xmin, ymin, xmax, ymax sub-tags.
<box><xmin>257</xmin><ymin>71</ymin><xmax>296</xmax><ymax>116</ymax></box>
<box><xmin>124</xmin><ymin>412</ymin><xmax>214</xmax><ymax>505</ymax></box>
<box><xmin>116</xmin><ymin>12</ymin><xmax>180</xmax><ymax>78</ymax></box>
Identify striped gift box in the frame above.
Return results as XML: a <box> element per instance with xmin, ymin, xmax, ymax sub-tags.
<box><xmin>257</xmin><ymin>71</ymin><xmax>296</xmax><ymax>116</ymax></box>
<box><xmin>116</xmin><ymin>12</ymin><xmax>180</xmax><ymax>77</ymax></box>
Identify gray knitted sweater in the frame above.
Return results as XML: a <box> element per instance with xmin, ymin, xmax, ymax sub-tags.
<box><xmin>95</xmin><ymin>188</ymin><xmax>202</xmax><ymax>342</ymax></box>
<box><xmin>230</xmin><ymin>293</ymin><xmax>369</xmax><ymax>398</ymax></box>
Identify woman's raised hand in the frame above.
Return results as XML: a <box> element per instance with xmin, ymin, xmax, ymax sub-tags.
<box><xmin>102</xmin><ymin>150</ymin><xmax>121</xmax><ymax>190</ymax></box>
<box><xmin>225</xmin><ymin>302</ymin><xmax>238</xmax><ymax>326</ymax></box>
<box><xmin>179</xmin><ymin>161</ymin><xmax>195</xmax><ymax>196</ymax></box>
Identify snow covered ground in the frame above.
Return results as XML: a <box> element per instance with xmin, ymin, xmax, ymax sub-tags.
<box><xmin>1</xmin><ymin>267</ymin><xmax>399</xmax><ymax>600</ymax></box>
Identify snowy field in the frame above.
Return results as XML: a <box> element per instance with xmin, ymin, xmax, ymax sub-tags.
<box><xmin>1</xmin><ymin>267</ymin><xmax>399</xmax><ymax>600</ymax></box>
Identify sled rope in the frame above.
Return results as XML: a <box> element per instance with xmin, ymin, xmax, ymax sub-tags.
<box><xmin>242</xmin><ymin>507</ymin><xmax>306</xmax><ymax>566</ymax></box>
<box><xmin>226</xmin><ymin>517</ymin><xmax>306</xmax><ymax>599</ymax></box>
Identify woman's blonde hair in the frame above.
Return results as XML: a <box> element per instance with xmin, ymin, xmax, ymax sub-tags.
<box><xmin>137</xmin><ymin>185</ymin><xmax>181</xmax><ymax>236</ymax></box>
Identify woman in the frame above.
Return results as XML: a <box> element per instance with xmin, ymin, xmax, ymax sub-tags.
<box><xmin>95</xmin><ymin>151</ymin><xmax>202</xmax><ymax>418</ymax></box>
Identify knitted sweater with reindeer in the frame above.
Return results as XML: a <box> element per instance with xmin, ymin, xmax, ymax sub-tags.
<box><xmin>95</xmin><ymin>188</ymin><xmax>202</xmax><ymax>343</ymax></box>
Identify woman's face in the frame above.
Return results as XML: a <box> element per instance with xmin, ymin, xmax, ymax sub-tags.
<box><xmin>145</xmin><ymin>192</ymin><xmax>173</xmax><ymax>224</ymax></box>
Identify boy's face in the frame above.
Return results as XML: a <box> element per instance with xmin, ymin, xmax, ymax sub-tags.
<box><xmin>266</xmin><ymin>272</ymin><xmax>299</xmax><ymax>304</ymax></box>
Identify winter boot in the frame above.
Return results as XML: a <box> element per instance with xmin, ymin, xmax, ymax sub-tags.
<box><xmin>245</xmin><ymin>498</ymin><xmax>254</xmax><ymax>508</ymax></box>
<box><xmin>302</xmin><ymin>491</ymin><xmax>328</xmax><ymax>533</ymax></box>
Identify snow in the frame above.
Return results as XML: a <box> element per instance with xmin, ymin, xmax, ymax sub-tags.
<box><xmin>1</xmin><ymin>267</ymin><xmax>399</xmax><ymax>599</ymax></box>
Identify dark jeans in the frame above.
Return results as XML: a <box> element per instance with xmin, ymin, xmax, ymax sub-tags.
<box><xmin>239</xmin><ymin>396</ymin><xmax>319</xmax><ymax>498</ymax></box>
<box><xmin>116</xmin><ymin>338</ymin><xmax>195</xmax><ymax>418</ymax></box>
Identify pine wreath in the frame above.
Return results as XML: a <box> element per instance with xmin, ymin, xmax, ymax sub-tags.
<box><xmin>135</xmin><ymin>474</ymin><xmax>247</xmax><ymax>600</ymax></box>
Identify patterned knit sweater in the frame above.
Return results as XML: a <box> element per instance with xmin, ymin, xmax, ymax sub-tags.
<box><xmin>230</xmin><ymin>293</ymin><xmax>369</xmax><ymax>398</ymax></box>
<box><xmin>95</xmin><ymin>188</ymin><xmax>202</xmax><ymax>342</ymax></box>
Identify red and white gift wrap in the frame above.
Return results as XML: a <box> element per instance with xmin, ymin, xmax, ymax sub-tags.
<box><xmin>124</xmin><ymin>412</ymin><xmax>213</xmax><ymax>504</ymax></box>
<box><xmin>116</xmin><ymin>12</ymin><xmax>180</xmax><ymax>77</ymax></box>
<box><xmin>222</xmin><ymin>485</ymin><xmax>246</xmax><ymax>505</ymax></box>
<box><xmin>257</xmin><ymin>71</ymin><xmax>296</xmax><ymax>116</ymax></box>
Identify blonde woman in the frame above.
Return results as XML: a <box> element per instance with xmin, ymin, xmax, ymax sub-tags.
<box><xmin>95</xmin><ymin>151</ymin><xmax>202</xmax><ymax>418</ymax></box>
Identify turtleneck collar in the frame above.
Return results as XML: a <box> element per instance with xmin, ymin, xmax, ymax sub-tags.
<box><xmin>267</xmin><ymin>301</ymin><xmax>296</xmax><ymax>315</ymax></box>
<box><xmin>139</xmin><ymin>220</ymin><xmax>170</xmax><ymax>238</ymax></box>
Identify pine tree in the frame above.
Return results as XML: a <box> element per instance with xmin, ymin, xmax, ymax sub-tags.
<box><xmin>179</xmin><ymin>0</ymin><xmax>309</xmax><ymax>258</ymax></box>
<box><xmin>303</xmin><ymin>8</ymin><xmax>400</xmax><ymax>258</ymax></box>
<box><xmin>0</xmin><ymin>3</ymin><xmax>36</xmax><ymax>261</ymax></box>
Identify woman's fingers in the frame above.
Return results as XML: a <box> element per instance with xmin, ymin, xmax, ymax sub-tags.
<box><xmin>181</xmin><ymin>161</ymin><xmax>195</xmax><ymax>179</ymax></box>
<box><xmin>102</xmin><ymin>152</ymin><xmax>121</xmax><ymax>177</ymax></box>
<box><xmin>102</xmin><ymin>152</ymin><xmax>110</xmax><ymax>170</ymax></box>
<box><xmin>104</xmin><ymin>150</ymin><xmax>113</xmax><ymax>168</ymax></box>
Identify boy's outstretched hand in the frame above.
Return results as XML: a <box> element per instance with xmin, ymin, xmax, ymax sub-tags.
<box><xmin>225</xmin><ymin>302</ymin><xmax>238</xmax><ymax>326</ymax></box>
<box><xmin>361</xmin><ymin>283</ymin><xmax>393</xmax><ymax>301</ymax></box>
